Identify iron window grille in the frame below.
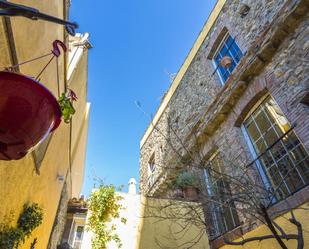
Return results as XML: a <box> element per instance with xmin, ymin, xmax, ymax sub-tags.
<box><xmin>243</xmin><ymin>96</ymin><xmax>309</xmax><ymax>202</ymax></box>
<box><xmin>204</xmin><ymin>152</ymin><xmax>240</xmax><ymax>238</ymax></box>
<box><xmin>212</xmin><ymin>33</ymin><xmax>243</xmax><ymax>84</ymax></box>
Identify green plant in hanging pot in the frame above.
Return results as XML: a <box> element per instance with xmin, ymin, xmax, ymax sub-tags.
<box><xmin>58</xmin><ymin>89</ymin><xmax>78</xmax><ymax>123</ymax></box>
<box><xmin>175</xmin><ymin>171</ymin><xmax>199</xmax><ymax>201</ymax></box>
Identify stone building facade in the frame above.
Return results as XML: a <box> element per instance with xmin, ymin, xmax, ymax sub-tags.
<box><xmin>140</xmin><ymin>0</ymin><xmax>309</xmax><ymax>248</ymax></box>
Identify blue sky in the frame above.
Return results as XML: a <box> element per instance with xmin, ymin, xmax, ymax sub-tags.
<box><xmin>70</xmin><ymin>0</ymin><xmax>217</xmax><ymax>195</ymax></box>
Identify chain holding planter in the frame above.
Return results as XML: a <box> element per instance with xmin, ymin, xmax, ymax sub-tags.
<box><xmin>0</xmin><ymin>40</ymin><xmax>77</xmax><ymax>161</ymax></box>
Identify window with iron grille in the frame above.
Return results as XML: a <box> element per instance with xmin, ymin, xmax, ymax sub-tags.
<box><xmin>204</xmin><ymin>152</ymin><xmax>240</xmax><ymax>238</ymax></box>
<box><xmin>243</xmin><ymin>96</ymin><xmax>309</xmax><ymax>201</ymax></box>
<box><xmin>213</xmin><ymin>33</ymin><xmax>243</xmax><ymax>83</ymax></box>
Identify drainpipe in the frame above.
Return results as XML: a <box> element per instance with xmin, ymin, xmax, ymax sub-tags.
<box><xmin>2</xmin><ymin>16</ymin><xmax>18</xmax><ymax>71</ymax></box>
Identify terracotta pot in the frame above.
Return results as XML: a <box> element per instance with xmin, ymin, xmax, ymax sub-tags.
<box><xmin>239</xmin><ymin>4</ymin><xmax>250</xmax><ymax>18</ymax></box>
<box><xmin>183</xmin><ymin>186</ymin><xmax>198</xmax><ymax>201</ymax></box>
<box><xmin>173</xmin><ymin>188</ymin><xmax>184</xmax><ymax>198</ymax></box>
<box><xmin>0</xmin><ymin>71</ymin><xmax>62</xmax><ymax>160</ymax></box>
<box><xmin>220</xmin><ymin>56</ymin><xmax>233</xmax><ymax>68</ymax></box>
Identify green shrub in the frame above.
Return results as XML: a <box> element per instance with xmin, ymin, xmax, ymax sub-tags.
<box><xmin>175</xmin><ymin>171</ymin><xmax>198</xmax><ymax>189</ymax></box>
<box><xmin>0</xmin><ymin>203</ymin><xmax>43</xmax><ymax>249</ymax></box>
<box><xmin>87</xmin><ymin>184</ymin><xmax>126</xmax><ymax>249</ymax></box>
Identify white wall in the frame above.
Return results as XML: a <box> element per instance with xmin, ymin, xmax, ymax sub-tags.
<box><xmin>81</xmin><ymin>192</ymin><xmax>141</xmax><ymax>249</ymax></box>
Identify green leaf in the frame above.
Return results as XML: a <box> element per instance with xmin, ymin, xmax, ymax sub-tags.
<box><xmin>58</xmin><ymin>93</ymin><xmax>76</xmax><ymax>123</ymax></box>
<box><xmin>87</xmin><ymin>184</ymin><xmax>126</xmax><ymax>249</ymax></box>
<box><xmin>0</xmin><ymin>203</ymin><xmax>43</xmax><ymax>249</ymax></box>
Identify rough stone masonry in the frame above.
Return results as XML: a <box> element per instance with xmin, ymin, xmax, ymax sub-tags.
<box><xmin>140</xmin><ymin>0</ymin><xmax>309</xmax><ymax>245</ymax></box>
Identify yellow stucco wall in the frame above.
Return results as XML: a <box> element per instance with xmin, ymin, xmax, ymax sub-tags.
<box><xmin>220</xmin><ymin>203</ymin><xmax>309</xmax><ymax>249</ymax></box>
<box><xmin>0</xmin><ymin>1</ymin><xmax>89</xmax><ymax>248</ymax></box>
<box><xmin>81</xmin><ymin>193</ymin><xmax>209</xmax><ymax>249</ymax></box>
<box><xmin>136</xmin><ymin>196</ymin><xmax>209</xmax><ymax>249</ymax></box>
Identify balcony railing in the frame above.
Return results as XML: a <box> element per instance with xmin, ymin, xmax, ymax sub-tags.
<box><xmin>246</xmin><ymin>125</ymin><xmax>309</xmax><ymax>203</ymax></box>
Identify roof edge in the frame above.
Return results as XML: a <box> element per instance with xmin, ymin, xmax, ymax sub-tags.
<box><xmin>140</xmin><ymin>0</ymin><xmax>226</xmax><ymax>149</ymax></box>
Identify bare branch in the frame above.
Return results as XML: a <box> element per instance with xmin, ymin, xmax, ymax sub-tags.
<box><xmin>224</xmin><ymin>234</ymin><xmax>298</xmax><ymax>246</ymax></box>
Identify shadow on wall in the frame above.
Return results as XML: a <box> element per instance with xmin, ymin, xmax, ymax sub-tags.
<box><xmin>136</xmin><ymin>196</ymin><xmax>209</xmax><ymax>249</ymax></box>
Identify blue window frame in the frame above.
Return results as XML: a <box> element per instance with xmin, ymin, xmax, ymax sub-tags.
<box><xmin>213</xmin><ymin>34</ymin><xmax>243</xmax><ymax>83</ymax></box>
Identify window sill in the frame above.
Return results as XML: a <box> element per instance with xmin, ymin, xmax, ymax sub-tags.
<box><xmin>209</xmin><ymin>185</ymin><xmax>309</xmax><ymax>248</ymax></box>
<box><xmin>268</xmin><ymin>184</ymin><xmax>309</xmax><ymax>218</ymax></box>
<box><xmin>210</xmin><ymin>226</ymin><xmax>243</xmax><ymax>249</ymax></box>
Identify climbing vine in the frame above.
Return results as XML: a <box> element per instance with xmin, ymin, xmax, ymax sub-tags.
<box><xmin>0</xmin><ymin>203</ymin><xmax>43</xmax><ymax>249</ymax></box>
<box><xmin>87</xmin><ymin>184</ymin><xmax>126</xmax><ymax>249</ymax></box>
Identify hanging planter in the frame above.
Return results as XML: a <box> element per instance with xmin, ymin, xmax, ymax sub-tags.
<box><xmin>0</xmin><ymin>40</ymin><xmax>77</xmax><ymax>160</ymax></box>
<box><xmin>220</xmin><ymin>56</ymin><xmax>233</xmax><ymax>68</ymax></box>
<box><xmin>0</xmin><ymin>71</ymin><xmax>61</xmax><ymax>160</ymax></box>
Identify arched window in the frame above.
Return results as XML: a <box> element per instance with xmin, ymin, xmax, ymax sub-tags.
<box><xmin>242</xmin><ymin>96</ymin><xmax>309</xmax><ymax>201</ymax></box>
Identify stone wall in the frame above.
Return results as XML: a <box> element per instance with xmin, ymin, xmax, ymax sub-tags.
<box><xmin>140</xmin><ymin>0</ymin><xmax>292</xmax><ymax>196</ymax></box>
<box><xmin>198</xmin><ymin>6</ymin><xmax>309</xmax><ymax>175</ymax></box>
<box><xmin>47</xmin><ymin>181</ymin><xmax>70</xmax><ymax>249</ymax></box>
<box><xmin>140</xmin><ymin>0</ymin><xmax>309</xmax><ymax>246</ymax></box>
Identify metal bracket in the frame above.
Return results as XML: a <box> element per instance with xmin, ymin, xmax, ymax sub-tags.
<box><xmin>0</xmin><ymin>0</ymin><xmax>78</xmax><ymax>35</ymax></box>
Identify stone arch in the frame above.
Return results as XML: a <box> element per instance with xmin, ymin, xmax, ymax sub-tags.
<box><xmin>233</xmin><ymin>77</ymin><xmax>268</xmax><ymax>127</ymax></box>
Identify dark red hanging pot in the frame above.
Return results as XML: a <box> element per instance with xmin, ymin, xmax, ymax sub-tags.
<box><xmin>0</xmin><ymin>71</ymin><xmax>62</xmax><ymax>160</ymax></box>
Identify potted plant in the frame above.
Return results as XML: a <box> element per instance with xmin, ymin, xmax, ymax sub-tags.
<box><xmin>175</xmin><ymin>171</ymin><xmax>199</xmax><ymax>201</ymax></box>
<box><xmin>220</xmin><ymin>56</ymin><xmax>233</xmax><ymax>68</ymax></box>
<box><xmin>0</xmin><ymin>71</ymin><xmax>76</xmax><ymax>160</ymax></box>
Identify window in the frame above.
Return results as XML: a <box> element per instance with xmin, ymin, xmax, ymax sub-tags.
<box><xmin>73</xmin><ymin>225</ymin><xmax>84</xmax><ymax>249</ymax></box>
<box><xmin>148</xmin><ymin>154</ymin><xmax>156</xmax><ymax>188</ymax></box>
<box><xmin>300</xmin><ymin>91</ymin><xmax>309</xmax><ymax>106</ymax></box>
<box><xmin>148</xmin><ymin>154</ymin><xmax>156</xmax><ymax>173</ymax></box>
<box><xmin>75</xmin><ymin>226</ymin><xmax>84</xmax><ymax>240</ymax></box>
<box><xmin>68</xmin><ymin>214</ymin><xmax>87</xmax><ymax>249</ymax></box>
<box><xmin>243</xmin><ymin>96</ymin><xmax>309</xmax><ymax>201</ymax></box>
<box><xmin>213</xmin><ymin>33</ymin><xmax>243</xmax><ymax>83</ymax></box>
<box><xmin>204</xmin><ymin>152</ymin><xmax>239</xmax><ymax>238</ymax></box>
